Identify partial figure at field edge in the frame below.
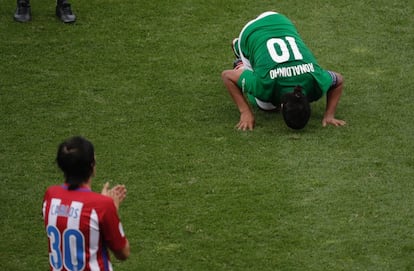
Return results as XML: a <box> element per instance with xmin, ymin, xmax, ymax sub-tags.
<box><xmin>14</xmin><ymin>0</ymin><xmax>76</xmax><ymax>23</ymax></box>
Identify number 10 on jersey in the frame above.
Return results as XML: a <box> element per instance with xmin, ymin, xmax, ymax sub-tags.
<box><xmin>267</xmin><ymin>36</ymin><xmax>304</xmax><ymax>63</ymax></box>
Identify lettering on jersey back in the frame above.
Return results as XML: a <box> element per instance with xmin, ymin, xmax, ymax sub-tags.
<box><xmin>269</xmin><ymin>63</ymin><xmax>314</xmax><ymax>79</ymax></box>
<box><xmin>51</xmin><ymin>203</ymin><xmax>80</xmax><ymax>218</ymax></box>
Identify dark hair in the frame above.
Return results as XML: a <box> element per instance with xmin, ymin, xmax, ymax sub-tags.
<box><xmin>281</xmin><ymin>86</ymin><xmax>311</xmax><ymax>130</ymax></box>
<box><xmin>56</xmin><ymin>136</ymin><xmax>95</xmax><ymax>190</ymax></box>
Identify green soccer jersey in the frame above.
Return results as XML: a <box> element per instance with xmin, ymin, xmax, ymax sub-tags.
<box><xmin>236</xmin><ymin>12</ymin><xmax>334</xmax><ymax>105</ymax></box>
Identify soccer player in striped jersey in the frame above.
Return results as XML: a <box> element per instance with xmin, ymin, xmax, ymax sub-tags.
<box><xmin>222</xmin><ymin>11</ymin><xmax>346</xmax><ymax>130</ymax></box>
<box><xmin>42</xmin><ymin>136</ymin><xmax>130</xmax><ymax>271</ymax></box>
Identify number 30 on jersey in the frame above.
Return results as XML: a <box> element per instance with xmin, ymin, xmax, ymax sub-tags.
<box><xmin>47</xmin><ymin>225</ymin><xmax>86</xmax><ymax>271</ymax></box>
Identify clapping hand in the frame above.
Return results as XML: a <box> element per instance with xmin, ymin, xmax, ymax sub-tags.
<box><xmin>101</xmin><ymin>182</ymin><xmax>127</xmax><ymax>210</ymax></box>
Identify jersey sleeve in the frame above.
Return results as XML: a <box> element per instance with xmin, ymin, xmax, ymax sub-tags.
<box><xmin>238</xmin><ymin>70</ymin><xmax>275</xmax><ymax>101</ymax></box>
<box><xmin>307</xmin><ymin>67</ymin><xmax>335</xmax><ymax>102</ymax></box>
<box><xmin>101</xmin><ymin>199</ymin><xmax>128</xmax><ymax>251</ymax></box>
<box><xmin>238</xmin><ymin>70</ymin><xmax>261</xmax><ymax>96</ymax></box>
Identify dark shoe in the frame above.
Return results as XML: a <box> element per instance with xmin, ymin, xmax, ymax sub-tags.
<box><xmin>233</xmin><ymin>58</ymin><xmax>242</xmax><ymax>69</ymax></box>
<box><xmin>56</xmin><ymin>3</ymin><xmax>76</xmax><ymax>23</ymax></box>
<box><xmin>14</xmin><ymin>0</ymin><xmax>31</xmax><ymax>22</ymax></box>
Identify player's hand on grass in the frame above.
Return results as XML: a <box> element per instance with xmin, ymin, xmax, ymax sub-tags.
<box><xmin>236</xmin><ymin>111</ymin><xmax>255</xmax><ymax>131</ymax></box>
<box><xmin>322</xmin><ymin>116</ymin><xmax>346</xmax><ymax>127</ymax></box>
<box><xmin>101</xmin><ymin>182</ymin><xmax>127</xmax><ymax>210</ymax></box>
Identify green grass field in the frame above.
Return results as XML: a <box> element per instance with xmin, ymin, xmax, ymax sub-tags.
<box><xmin>0</xmin><ymin>0</ymin><xmax>413</xmax><ymax>270</ymax></box>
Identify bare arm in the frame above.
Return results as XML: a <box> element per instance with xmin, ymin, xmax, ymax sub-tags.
<box><xmin>322</xmin><ymin>72</ymin><xmax>346</xmax><ymax>127</ymax></box>
<box><xmin>113</xmin><ymin>239</ymin><xmax>130</xmax><ymax>260</ymax></box>
<box><xmin>101</xmin><ymin>182</ymin><xmax>130</xmax><ymax>260</ymax></box>
<box><xmin>221</xmin><ymin>68</ymin><xmax>255</xmax><ymax>130</ymax></box>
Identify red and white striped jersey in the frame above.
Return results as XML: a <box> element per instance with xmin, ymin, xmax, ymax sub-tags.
<box><xmin>42</xmin><ymin>184</ymin><xmax>127</xmax><ymax>271</ymax></box>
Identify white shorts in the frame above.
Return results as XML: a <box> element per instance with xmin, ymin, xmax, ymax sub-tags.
<box><xmin>255</xmin><ymin>98</ymin><xmax>278</xmax><ymax>111</ymax></box>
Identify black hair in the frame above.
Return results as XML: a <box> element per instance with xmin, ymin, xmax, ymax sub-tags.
<box><xmin>281</xmin><ymin>86</ymin><xmax>311</xmax><ymax>130</ymax></box>
<box><xmin>56</xmin><ymin>136</ymin><xmax>95</xmax><ymax>190</ymax></box>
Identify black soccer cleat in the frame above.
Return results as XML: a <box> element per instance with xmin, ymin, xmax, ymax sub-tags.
<box><xmin>14</xmin><ymin>0</ymin><xmax>32</xmax><ymax>22</ymax></box>
<box><xmin>56</xmin><ymin>3</ymin><xmax>76</xmax><ymax>23</ymax></box>
<box><xmin>233</xmin><ymin>58</ymin><xmax>242</xmax><ymax>69</ymax></box>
